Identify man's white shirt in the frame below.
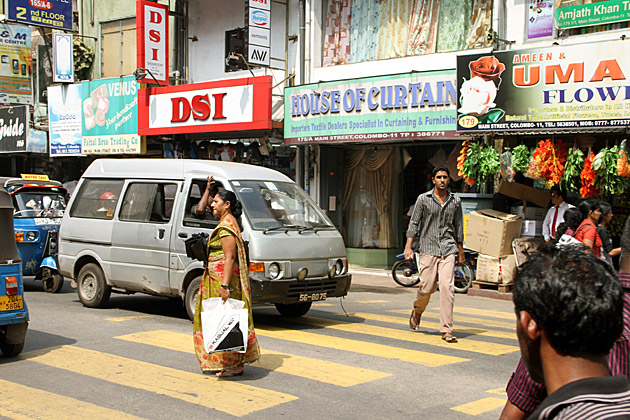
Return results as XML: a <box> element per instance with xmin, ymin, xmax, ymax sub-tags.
<box><xmin>542</xmin><ymin>201</ymin><xmax>574</xmax><ymax>240</ymax></box>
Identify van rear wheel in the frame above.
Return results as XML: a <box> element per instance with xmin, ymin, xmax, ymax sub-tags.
<box><xmin>185</xmin><ymin>276</ymin><xmax>202</xmax><ymax>321</ymax></box>
<box><xmin>275</xmin><ymin>302</ymin><xmax>312</xmax><ymax>317</ymax></box>
<box><xmin>77</xmin><ymin>263</ymin><xmax>111</xmax><ymax>308</ymax></box>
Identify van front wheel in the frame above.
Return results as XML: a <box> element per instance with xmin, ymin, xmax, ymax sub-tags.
<box><xmin>275</xmin><ymin>302</ymin><xmax>312</xmax><ymax>317</ymax></box>
<box><xmin>185</xmin><ymin>276</ymin><xmax>202</xmax><ymax>321</ymax></box>
<box><xmin>77</xmin><ymin>263</ymin><xmax>111</xmax><ymax>308</ymax></box>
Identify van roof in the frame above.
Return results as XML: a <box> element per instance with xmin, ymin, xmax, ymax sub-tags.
<box><xmin>82</xmin><ymin>159</ymin><xmax>292</xmax><ymax>182</ymax></box>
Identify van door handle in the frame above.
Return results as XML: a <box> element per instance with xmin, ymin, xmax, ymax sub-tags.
<box><xmin>157</xmin><ymin>228</ymin><xmax>165</xmax><ymax>240</ymax></box>
<box><xmin>178</xmin><ymin>232</ymin><xmax>188</xmax><ymax>238</ymax></box>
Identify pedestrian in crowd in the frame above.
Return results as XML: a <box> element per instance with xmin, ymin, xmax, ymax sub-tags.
<box><xmin>573</xmin><ymin>199</ymin><xmax>604</xmax><ymax>259</ymax></box>
<box><xmin>404</xmin><ymin>165</ymin><xmax>464</xmax><ymax>343</ymax></box>
<box><xmin>192</xmin><ymin>187</ymin><xmax>260</xmax><ymax>377</ymax></box>
<box><xmin>499</xmin><ymin>216</ymin><xmax>630</xmax><ymax>419</ymax></box>
<box><xmin>509</xmin><ymin>243</ymin><xmax>628</xmax><ymax>419</ymax></box>
<box><xmin>553</xmin><ymin>208</ymin><xmax>584</xmax><ymax>246</ymax></box>
<box><xmin>598</xmin><ymin>201</ymin><xmax>621</xmax><ymax>268</ymax></box>
<box><xmin>542</xmin><ymin>186</ymin><xmax>574</xmax><ymax>242</ymax></box>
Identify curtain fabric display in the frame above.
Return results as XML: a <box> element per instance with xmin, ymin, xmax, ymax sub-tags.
<box><xmin>323</xmin><ymin>0</ymin><xmax>492</xmax><ymax>66</ymax></box>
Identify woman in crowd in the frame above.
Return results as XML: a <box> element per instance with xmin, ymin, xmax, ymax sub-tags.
<box><xmin>573</xmin><ymin>199</ymin><xmax>603</xmax><ymax>259</ymax></box>
<box><xmin>598</xmin><ymin>201</ymin><xmax>621</xmax><ymax>267</ymax></box>
<box><xmin>193</xmin><ymin>180</ymin><xmax>260</xmax><ymax>377</ymax></box>
<box><xmin>553</xmin><ymin>207</ymin><xmax>583</xmax><ymax>242</ymax></box>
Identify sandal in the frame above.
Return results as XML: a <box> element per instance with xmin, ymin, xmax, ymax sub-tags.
<box><xmin>215</xmin><ymin>369</ymin><xmax>244</xmax><ymax>377</ymax></box>
<box><xmin>442</xmin><ymin>333</ymin><xmax>458</xmax><ymax>343</ymax></box>
<box><xmin>409</xmin><ymin>310</ymin><xmax>421</xmax><ymax>331</ymax></box>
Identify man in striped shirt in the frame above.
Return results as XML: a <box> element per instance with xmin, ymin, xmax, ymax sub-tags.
<box><xmin>500</xmin><ymin>218</ymin><xmax>630</xmax><ymax>419</ymax></box>
<box><xmin>404</xmin><ymin>166</ymin><xmax>464</xmax><ymax>343</ymax></box>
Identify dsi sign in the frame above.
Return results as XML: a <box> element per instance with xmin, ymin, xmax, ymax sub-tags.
<box><xmin>284</xmin><ymin>71</ymin><xmax>459</xmax><ymax>144</ymax></box>
<box><xmin>6</xmin><ymin>0</ymin><xmax>73</xmax><ymax>30</ymax></box>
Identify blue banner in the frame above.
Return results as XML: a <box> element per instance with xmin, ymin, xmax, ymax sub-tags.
<box><xmin>6</xmin><ymin>0</ymin><xmax>73</xmax><ymax>31</ymax></box>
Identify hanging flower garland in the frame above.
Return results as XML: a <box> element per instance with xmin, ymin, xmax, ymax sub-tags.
<box><xmin>592</xmin><ymin>146</ymin><xmax>625</xmax><ymax>196</ymax></box>
<box><xmin>525</xmin><ymin>139</ymin><xmax>568</xmax><ymax>187</ymax></box>
<box><xmin>561</xmin><ymin>147</ymin><xmax>584</xmax><ymax>194</ymax></box>
<box><xmin>457</xmin><ymin>140</ymin><xmax>476</xmax><ymax>186</ymax></box>
<box><xmin>617</xmin><ymin>140</ymin><xmax>630</xmax><ymax>177</ymax></box>
<box><xmin>511</xmin><ymin>144</ymin><xmax>532</xmax><ymax>174</ymax></box>
<box><xmin>580</xmin><ymin>151</ymin><xmax>597</xmax><ymax>198</ymax></box>
<box><xmin>461</xmin><ymin>141</ymin><xmax>500</xmax><ymax>185</ymax></box>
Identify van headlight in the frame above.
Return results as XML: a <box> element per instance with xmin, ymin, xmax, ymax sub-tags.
<box><xmin>268</xmin><ymin>263</ymin><xmax>281</xmax><ymax>279</ymax></box>
<box><xmin>335</xmin><ymin>259</ymin><xmax>344</xmax><ymax>275</ymax></box>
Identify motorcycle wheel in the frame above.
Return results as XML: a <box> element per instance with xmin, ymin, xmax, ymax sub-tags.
<box><xmin>42</xmin><ymin>273</ymin><xmax>64</xmax><ymax>293</ymax></box>
<box><xmin>392</xmin><ymin>260</ymin><xmax>420</xmax><ymax>287</ymax></box>
<box><xmin>454</xmin><ymin>262</ymin><xmax>474</xmax><ymax>294</ymax></box>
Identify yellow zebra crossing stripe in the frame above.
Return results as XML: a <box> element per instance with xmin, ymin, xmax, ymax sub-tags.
<box><xmin>451</xmin><ymin>397</ymin><xmax>507</xmax><ymax>415</ymax></box>
<box><xmin>256</xmin><ymin>325</ymin><xmax>469</xmax><ymax>367</ymax></box>
<box><xmin>106</xmin><ymin>315</ymin><xmax>153</xmax><ymax>322</ymax></box>
<box><xmin>390</xmin><ymin>309</ymin><xmax>516</xmax><ymax>330</ymax></box>
<box><xmin>345</xmin><ymin>312</ymin><xmax>516</xmax><ymax>340</ymax></box>
<box><xmin>0</xmin><ymin>379</ymin><xmax>149</xmax><ymax>420</ymax></box>
<box><xmin>115</xmin><ymin>330</ymin><xmax>390</xmax><ymax>387</ymax></box>
<box><xmin>274</xmin><ymin>316</ymin><xmax>518</xmax><ymax>355</ymax></box>
<box><xmin>20</xmin><ymin>346</ymin><xmax>296</xmax><ymax>417</ymax></box>
<box><xmin>451</xmin><ymin>307</ymin><xmax>516</xmax><ymax>320</ymax></box>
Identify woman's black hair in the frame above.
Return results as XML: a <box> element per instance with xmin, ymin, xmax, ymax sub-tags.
<box><xmin>554</xmin><ymin>207</ymin><xmax>582</xmax><ymax>239</ymax></box>
<box><xmin>578</xmin><ymin>198</ymin><xmax>601</xmax><ymax>221</ymax></box>
<box><xmin>216</xmin><ymin>190</ymin><xmax>243</xmax><ymax>219</ymax></box>
<box><xmin>599</xmin><ymin>201</ymin><xmax>612</xmax><ymax>217</ymax></box>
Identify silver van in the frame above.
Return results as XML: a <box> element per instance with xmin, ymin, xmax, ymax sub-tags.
<box><xmin>58</xmin><ymin>159</ymin><xmax>351</xmax><ymax>319</ymax></box>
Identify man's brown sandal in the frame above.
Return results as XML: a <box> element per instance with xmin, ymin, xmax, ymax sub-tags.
<box><xmin>442</xmin><ymin>333</ymin><xmax>457</xmax><ymax>343</ymax></box>
<box><xmin>409</xmin><ymin>310</ymin><xmax>421</xmax><ymax>331</ymax></box>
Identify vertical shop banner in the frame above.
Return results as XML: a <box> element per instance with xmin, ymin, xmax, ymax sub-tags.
<box><xmin>246</xmin><ymin>0</ymin><xmax>271</xmax><ymax>66</ymax></box>
<box><xmin>136</xmin><ymin>0</ymin><xmax>169</xmax><ymax>85</ymax></box>
<box><xmin>0</xmin><ymin>23</ymin><xmax>32</xmax><ymax>105</ymax></box>
<box><xmin>0</xmin><ymin>105</ymin><xmax>28</xmax><ymax>153</ymax></box>
<box><xmin>284</xmin><ymin>71</ymin><xmax>459</xmax><ymax>144</ymax></box>
<box><xmin>5</xmin><ymin>0</ymin><xmax>73</xmax><ymax>30</ymax></box>
<box><xmin>37</xmin><ymin>44</ymin><xmax>52</xmax><ymax>103</ymax></box>
<box><xmin>52</xmin><ymin>33</ymin><xmax>73</xmax><ymax>83</ymax></box>
<box><xmin>527</xmin><ymin>1</ymin><xmax>554</xmax><ymax>39</ymax></box>
<box><xmin>48</xmin><ymin>84</ymin><xmax>82</xmax><ymax>156</ymax></box>
<box><xmin>555</xmin><ymin>0</ymin><xmax>630</xmax><ymax>29</ymax></box>
<box><xmin>27</xmin><ymin>128</ymin><xmax>48</xmax><ymax>153</ymax></box>
<box><xmin>81</xmin><ymin>76</ymin><xmax>140</xmax><ymax>154</ymax></box>
<box><xmin>456</xmin><ymin>40</ymin><xmax>630</xmax><ymax>132</ymax></box>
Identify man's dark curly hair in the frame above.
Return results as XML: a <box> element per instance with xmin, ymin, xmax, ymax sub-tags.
<box><xmin>513</xmin><ymin>243</ymin><xmax>623</xmax><ymax>356</ymax></box>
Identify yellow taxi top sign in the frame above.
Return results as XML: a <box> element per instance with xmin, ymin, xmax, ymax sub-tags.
<box><xmin>20</xmin><ymin>174</ymin><xmax>49</xmax><ymax>181</ymax></box>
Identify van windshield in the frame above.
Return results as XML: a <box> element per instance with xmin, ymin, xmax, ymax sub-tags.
<box><xmin>231</xmin><ymin>181</ymin><xmax>335</xmax><ymax>230</ymax></box>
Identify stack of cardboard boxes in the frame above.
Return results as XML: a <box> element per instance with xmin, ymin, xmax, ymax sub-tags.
<box><xmin>465</xmin><ymin>209</ymin><xmax>522</xmax><ymax>285</ymax></box>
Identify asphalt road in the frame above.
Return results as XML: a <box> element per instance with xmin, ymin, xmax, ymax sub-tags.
<box><xmin>1</xmin><ymin>270</ymin><xmax>521</xmax><ymax>420</ymax></box>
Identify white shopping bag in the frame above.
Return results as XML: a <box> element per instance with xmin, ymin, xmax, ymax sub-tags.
<box><xmin>201</xmin><ymin>297</ymin><xmax>248</xmax><ymax>353</ymax></box>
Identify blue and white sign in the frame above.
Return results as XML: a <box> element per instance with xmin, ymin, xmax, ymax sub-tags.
<box><xmin>26</xmin><ymin>128</ymin><xmax>47</xmax><ymax>153</ymax></box>
<box><xmin>246</xmin><ymin>0</ymin><xmax>271</xmax><ymax>66</ymax></box>
<box><xmin>48</xmin><ymin>83</ymin><xmax>82</xmax><ymax>156</ymax></box>
<box><xmin>53</xmin><ymin>33</ymin><xmax>73</xmax><ymax>83</ymax></box>
<box><xmin>6</xmin><ymin>0</ymin><xmax>74</xmax><ymax>31</ymax></box>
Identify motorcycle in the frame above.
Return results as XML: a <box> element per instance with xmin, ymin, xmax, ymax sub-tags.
<box><xmin>0</xmin><ymin>183</ymin><xmax>29</xmax><ymax>357</ymax></box>
<box><xmin>391</xmin><ymin>250</ymin><xmax>476</xmax><ymax>293</ymax></box>
<box><xmin>2</xmin><ymin>176</ymin><xmax>67</xmax><ymax>293</ymax></box>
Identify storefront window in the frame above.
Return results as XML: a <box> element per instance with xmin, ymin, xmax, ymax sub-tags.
<box><xmin>100</xmin><ymin>18</ymin><xmax>137</xmax><ymax>78</ymax></box>
<box><xmin>342</xmin><ymin>147</ymin><xmax>400</xmax><ymax>249</ymax></box>
<box><xmin>321</xmin><ymin>0</ymin><xmax>493</xmax><ymax>66</ymax></box>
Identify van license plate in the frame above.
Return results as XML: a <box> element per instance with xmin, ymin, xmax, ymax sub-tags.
<box><xmin>299</xmin><ymin>292</ymin><xmax>327</xmax><ymax>302</ymax></box>
<box><xmin>0</xmin><ymin>295</ymin><xmax>23</xmax><ymax>311</ymax></box>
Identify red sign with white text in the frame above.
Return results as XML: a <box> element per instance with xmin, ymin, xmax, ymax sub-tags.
<box><xmin>138</xmin><ymin>76</ymin><xmax>272</xmax><ymax>135</ymax></box>
<box><xmin>136</xmin><ymin>0</ymin><xmax>169</xmax><ymax>85</ymax></box>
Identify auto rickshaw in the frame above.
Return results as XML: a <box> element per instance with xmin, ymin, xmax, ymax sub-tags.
<box><xmin>0</xmin><ymin>184</ymin><xmax>29</xmax><ymax>357</ymax></box>
<box><xmin>1</xmin><ymin>175</ymin><xmax>67</xmax><ymax>293</ymax></box>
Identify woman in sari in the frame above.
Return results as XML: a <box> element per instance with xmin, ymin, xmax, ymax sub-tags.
<box><xmin>193</xmin><ymin>180</ymin><xmax>260</xmax><ymax>377</ymax></box>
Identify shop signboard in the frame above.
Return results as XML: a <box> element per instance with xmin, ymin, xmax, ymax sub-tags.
<box><xmin>48</xmin><ymin>83</ymin><xmax>82</xmax><ymax>156</ymax></box>
<box><xmin>526</xmin><ymin>1</ymin><xmax>554</xmax><ymax>39</ymax></box>
<box><xmin>284</xmin><ymin>70</ymin><xmax>459</xmax><ymax>144</ymax></box>
<box><xmin>456</xmin><ymin>39</ymin><xmax>630</xmax><ymax>132</ymax></box>
<box><xmin>555</xmin><ymin>0</ymin><xmax>630</xmax><ymax>30</ymax></box>
<box><xmin>81</xmin><ymin>76</ymin><xmax>141</xmax><ymax>154</ymax></box>
<box><xmin>52</xmin><ymin>32</ymin><xmax>73</xmax><ymax>83</ymax></box>
<box><xmin>137</xmin><ymin>75</ymin><xmax>272</xmax><ymax>135</ymax></box>
<box><xmin>136</xmin><ymin>0</ymin><xmax>169</xmax><ymax>85</ymax></box>
<box><xmin>27</xmin><ymin>128</ymin><xmax>47</xmax><ymax>153</ymax></box>
<box><xmin>5</xmin><ymin>0</ymin><xmax>73</xmax><ymax>30</ymax></box>
<box><xmin>0</xmin><ymin>105</ymin><xmax>28</xmax><ymax>153</ymax></box>
<box><xmin>0</xmin><ymin>23</ymin><xmax>32</xmax><ymax>105</ymax></box>
<box><xmin>245</xmin><ymin>0</ymin><xmax>271</xmax><ymax>66</ymax></box>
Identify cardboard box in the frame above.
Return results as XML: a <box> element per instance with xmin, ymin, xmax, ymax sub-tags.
<box><xmin>465</xmin><ymin>209</ymin><xmax>523</xmax><ymax>257</ymax></box>
<box><xmin>498</xmin><ymin>180</ymin><xmax>551</xmax><ymax>208</ymax></box>
<box><xmin>511</xmin><ymin>205</ymin><xmax>547</xmax><ymax>221</ymax></box>
<box><xmin>476</xmin><ymin>253</ymin><xmax>518</xmax><ymax>284</ymax></box>
<box><xmin>521</xmin><ymin>220</ymin><xmax>543</xmax><ymax>237</ymax></box>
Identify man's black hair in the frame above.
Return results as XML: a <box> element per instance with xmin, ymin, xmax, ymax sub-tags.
<box><xmin>513</xmin><ymin>243</ymin><xmax>623</xmax><ymax>356</ymax></box>
<box><xmin>432</xmin><ymin>165</ymin><xmax>450</xmax><ymax>178</ymax></box>
<box><xmin>550</xmin><ymin>185</ymin><xmax>566</xmax><ymax>200</ymax></box>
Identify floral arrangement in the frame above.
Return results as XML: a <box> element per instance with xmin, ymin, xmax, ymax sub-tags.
<box><xmin>580</xmin><ymin>152</ymin><xmax>597</xmax><ymax>198</ymax></box>
<box><xmin>525</xmin><ymin>139</ymin><xmax>567</xmax><ymax>188</ymax></box>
